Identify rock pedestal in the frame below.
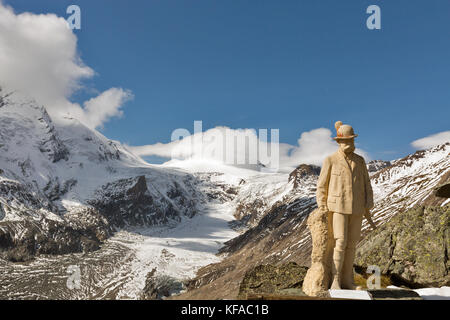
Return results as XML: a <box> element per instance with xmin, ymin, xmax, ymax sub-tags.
<box><xmin>302</xmin><ymin>209</ymin><xmax>335</xmax><ymax>297</ymax></box>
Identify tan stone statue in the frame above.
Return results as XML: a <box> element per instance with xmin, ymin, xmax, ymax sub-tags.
<box><xmin>302</xmin><ymin>121</ymin><xmax>376</xmax><ymax>296</ymax></box>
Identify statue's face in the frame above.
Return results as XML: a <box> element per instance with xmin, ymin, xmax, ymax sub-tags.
<box><xmin>338</xmin><ymin>138</ymin><xmax>355</xmax><ymax>154</ymax></box>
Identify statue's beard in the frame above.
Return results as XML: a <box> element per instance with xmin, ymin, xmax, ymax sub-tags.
<box><xmin>340</xmin><ymin>144</ymin><xmax>355</xmax><ymax>154</ymax></box>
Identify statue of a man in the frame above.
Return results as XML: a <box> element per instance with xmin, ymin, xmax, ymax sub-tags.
<box><xmin>316</xmin><ymin>121</ymin><xmax>375</xmax><ymax>290</ymax></box>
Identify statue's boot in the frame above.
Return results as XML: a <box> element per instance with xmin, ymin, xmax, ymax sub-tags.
<box><xmin>341</xmin><ymin>243</ymin><xmax>357</xmax><ymax>290</ymax></box>
<box><xmin>330</xmin><ymin>252</ymin><xmax>344</xmax><ymax>290</ymax></box>
<box><xmin>331</xmin><ymin>212</ymin><xmax>348</xmax><ymax>290</ymax></box>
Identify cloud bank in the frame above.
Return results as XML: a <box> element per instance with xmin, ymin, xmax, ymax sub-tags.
<box><xmin>0</xmin><ymin>3</ymin><xmax>132</xmax><ymax>129</ymax></box>
<box><xmin>411</xmin><ymin>131</ymin><xmax>450</xmax><ymax>150</ymax></box>
<box><xmin>129</xmin><ymin>126</ymin><xmax>370</xmax><ymax>171</ymax></box>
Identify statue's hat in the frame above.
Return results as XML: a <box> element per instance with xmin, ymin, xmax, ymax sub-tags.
<box><xmin>333</xmin><ymin>121</ymin><xmax>358</xmax><ymax>140</ymax></box>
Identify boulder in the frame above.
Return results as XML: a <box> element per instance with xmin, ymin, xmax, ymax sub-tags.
<box><xmin>238</xmin><ymin>262</ymin><xmax>308</xmax><ymax>299</ymax></box>
<box><xmin>302</xmin><ymin>209</ymin><xmax>335</xmax><ymax>297</ymax></box>
<box><xmin>356</xmin><ymin>205</ymin><xmax>450</xmax><ymax>288</ymax></box>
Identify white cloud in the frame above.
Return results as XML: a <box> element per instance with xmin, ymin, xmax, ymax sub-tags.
<box><xmin>279</xmin><ymin>128</ymin><xmax>370</xmax><ymax>168</ymax></box>
<box><xmin>0</xmin><ymin>3</ymin><xmax>131</xmax><ymax>129</ymax></box>
<box><xmin>129</xmin><ymin>126</ymin><xmax>370</xmax><ymax>171</ymax></box>
<box><xmin>411</xmin><ymin>131</ymin><xmax>450</xmax><ymax>150</ymax></box>
<box><xmin>129</xmin><ymin>126</ymin><xmax>276</xmax><ymax>168</ymax></box>
<box><xmin>80</xmin><ymin>88</ymin><xmax>133</xmax><ymax>129</ymax></box>
<box><xmin>280</xmin><ymin>128</ymin><xmax>338</xmax><ymax>167</ymax></box>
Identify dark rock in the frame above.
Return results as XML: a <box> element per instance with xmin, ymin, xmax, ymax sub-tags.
<box><xmin>0</xmin><ymin>207</ymin><xmax>110</xmax><ymax>262</ymax></box>
<box><xmin>367</xmin><ymin>289</ymin><xmax>422</xmax><ymax>300</ymax></box>
<box><xmin>3</xmin><ymin>244</ymin><xmax>35</xmax><ymax>262</ymax></box>
<box><xmin>238</xmin><ymin>262</ymin><xmax>308</xmax><ymax>299</ymax></box>
<box><xmin>436</xmin><ymin>182</ymin><xmax>450</xmax><ymax>198</ymax></box>
<box><xmin>0</xmin><ymin>87</ymin><xmax>13</xmax><ymax>108</ymax></box>
<box><xmin>141</xmin><ymin>268</ymin><xmax>185</xmax><ymax>300</ymax></box>
<box><xmin>36</xmin><ymin>106</ymin><xmax>70</xmax><ymax>163</ymax></box>
<box><xmin>289</xmin><ymin>164</ymin><xmax>321</xmax><ymax>189</ymax></box>
<box><xmin>367</xmin><ymin>160</ymin><xmax>391</xmax><ymax>173</ymax></box>
<box><xmin>88</xmin><ymin>175</ymin><xmax>175</xmax><ymax>227</ymax></box>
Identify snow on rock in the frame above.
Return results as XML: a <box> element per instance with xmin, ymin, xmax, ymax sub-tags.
<box><xmin>368</xmin><ymin>143</ymin><xmax>450</xmax><ymax>230</ymax></box>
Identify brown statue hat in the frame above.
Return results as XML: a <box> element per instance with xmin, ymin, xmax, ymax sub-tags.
<box><xmin>333</xmin><ymin>121</ymin><xmax>358</xmax><ymax>140</ymax></box>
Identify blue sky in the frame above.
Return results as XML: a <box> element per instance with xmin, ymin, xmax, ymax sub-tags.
<box><xmin>5</xmin><ymin>0</ymin><xmax>450</xmax><ymax>162</ymax></box>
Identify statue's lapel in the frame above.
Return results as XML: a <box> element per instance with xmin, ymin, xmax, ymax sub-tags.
<box><xmin>337</xmin><ymin>150</ymin><xmax>353</xmax><ymax>174</ymax></box>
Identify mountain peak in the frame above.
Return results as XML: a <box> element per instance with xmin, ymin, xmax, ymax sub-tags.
<box><xmin>288</xmin><ymin>164</ymin><xmax>321</xmax><ymax>188</ymax></box>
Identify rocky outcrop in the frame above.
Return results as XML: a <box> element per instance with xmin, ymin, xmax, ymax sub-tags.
<box><xmin>436</xmin><ymin>182</ymin><xmax>450</xmax><ymax>198</ymax></box>
<box><xmin>238</xmin><ymin>262</ymin><xmax>308</xmax><ymax>299</ymax></box>
<box><xmin>301</xmin><ymin>209</ymin><xmax>334</xmax><ymax>297</ymax></box>
<box><xmin>367</xmin><ymin>160</ymin><xmax>391</xmax><ymax>173</ymax></box>
<box><xmin>288</xmin><ymin>164</ymin><xmax>320</xmax><ymax>189</ymax></box>
<box><xmin>0</xmin><ymin>207</ymin><xmax>110</xmax><ymax>262</ymax></box>
<box><xmin>88</xmin><ymin>175</ymin><xmax>179</xmax><ymax>228</ymax></box>
<box><xmin>0</xmin><ymin>178</ymin><xmax>110</xmax><ymax>261</ymax></box>
<box><xmin>355</xmin><ymin>205</ymin><xmax>450</xmax><ymax>288</ymax></box>
<box><xmin>141</xmin><ymin>268</ymin><xmax>185</xmax><ymax>300</ymax></box>
<box><xmin>36</xmin><ymin>106</ymin><xmax>70</xmax><ymax>163</ymax></box>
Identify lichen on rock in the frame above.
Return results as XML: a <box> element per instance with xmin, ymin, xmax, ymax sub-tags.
<box><xmin>355</xmin><ymin>205</ymin><xmax>449</xmax><ymax>288</ymax></box>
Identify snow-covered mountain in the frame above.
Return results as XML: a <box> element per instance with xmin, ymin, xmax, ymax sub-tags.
<box><xmin>0</xmin><ymin>90</ymin><xmax>448</xmax><ymax>299</ymax></box>
<box><xmin>0</xmin><ymin>93</ymin><xmax>228</xmax><ymax>261</ymax></box>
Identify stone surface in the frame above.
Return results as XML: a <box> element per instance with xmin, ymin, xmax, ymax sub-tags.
<box><xmin>302</xmin><ymin>209</ymin><xmax>334</xmax><ymax>297</ymax></box>
<box><xmin>356</xmin><ymin>205</ymin><xmax>450</xmax><ymax>288</ymax></box>
<box><xmin>237</xmin><ymin>262</ymin><xmax>308</xmax><ymax>299</ymax></box>
<box><xmin>367</xmin><ymin>289</ymin><xmax>422</xmax><ymax>300</ymax></box>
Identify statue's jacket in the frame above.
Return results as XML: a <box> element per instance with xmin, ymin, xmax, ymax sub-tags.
<box><xmin>316</xmin><ymin>150</ymin><xmax>374</xmax><ymax>215</ymax></box>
